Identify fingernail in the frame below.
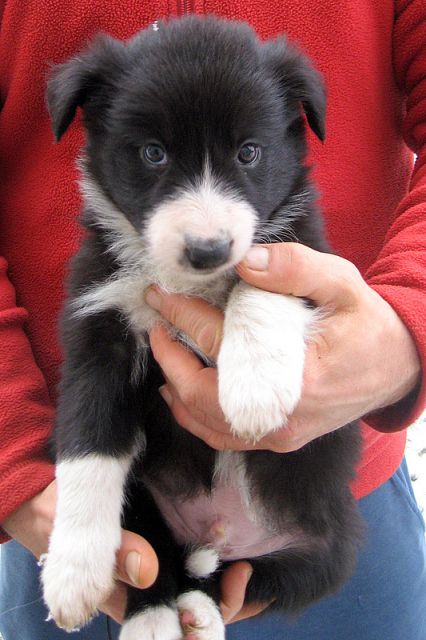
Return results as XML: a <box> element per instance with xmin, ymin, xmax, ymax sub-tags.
<box><xmin>243</xmin><ymin>246</ymin><xmax>269</xmax><ymax>271</ymax></box>
<box><xmin>144</xmin><ymin>287</ymin><xmax>162</xmax><ymax>310</ymax></box>
<box><xmin>159</xmin><ymin>385</ymin><xmax>172</xmax><ymax>407</ymax></box>
<box><xmin>125</xmin><ymin>551</ymin><xmax>142</xmax><ymax>586</ymax></box>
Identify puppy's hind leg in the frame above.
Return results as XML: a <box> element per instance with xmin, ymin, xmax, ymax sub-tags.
<box><xmin>246</xmin><ymin>524</ymin><xmax>361</xmax><ymax>614</ymax></box>
<box><xmin>123</xmin><ymin>570</ymin><xmax>230</xmax><ymax>640</ymax></box>
<box><xmin>177</xmin><ymin>591</ymin><xmax>225</xmax><ymax>640</ymax></box>
<box><xmin>120</xmin><ymin>606</ymin><xmax>182</xmax><ymax>640</ymax></box>
<box><xmin>175</xmin><ymin>553</ymin><xmax>224</xmax><ymax>640</ymax></box>
<box><xmin>120</xmin><ymin>484</ymin><xmax>183</xmax><ymax>640</ymax></box>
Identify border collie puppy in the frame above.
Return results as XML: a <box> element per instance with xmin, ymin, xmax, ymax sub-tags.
<box><xmin>42</xmin><ymin>16</ymin><xmax>362</xmax><ymax>640</ymax></box>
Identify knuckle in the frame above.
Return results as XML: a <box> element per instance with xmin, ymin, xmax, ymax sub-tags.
<box><xmin>273</xmin><ymin>422</ymin><xmax>304</xmax><ymax>453</ymax></box>
<box><xmin>277</xmin><ymin>242</ymin><xmax>302</xmax><ymax>277</ymax></box>
<box><xmin>288</xmin><ymin>241</ymin><xmax>314</xmax><ymax>266</ymax></box>
<box><xmin>163</xmin><ymin>297</ymin><xmax>182</xmax><ymax>327</ymax></box>
<box><xmin>170</xmin><ymin>401</ymin><xmax>188</xmax><ymax>428</ymax></box>
<box><xmin>339</xmin><ymin>258</ymin><xmax>362</xmax><ymax>283</ymax></box>
<box><xmin>329</xmin><ymin>258</ymin><xmax>362</xmax><ymax>302</ymax></box>
<box><xmin>204</xmin><ymin>431</ymin><xmax>225</xmax><ymax>451</ymax></box>
<box><xmin>180</xmin><ymin>385</ymin><xmax>197</xmax><ymax>409</ymax></box>
<box><xmin>196</xmin><ymin>321</ymin><xmax>222</xmax><ymax>361</ymax></box>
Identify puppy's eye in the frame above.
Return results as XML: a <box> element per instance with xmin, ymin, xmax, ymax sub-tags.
<box><xmin>237</xmin><ymin>143</ymin><xmax>260</xmax><ymax>165</ymax></box>
<box><xmin>141</xmin><ymin>143</ymin><xmax>168</xmax><ymax>166</ymax></box>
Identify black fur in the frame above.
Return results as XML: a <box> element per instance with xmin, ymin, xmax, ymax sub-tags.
<box><xmin>48</xmin><ymin>16</ymin><xmax>363</xmax><ymax>630</ymax></box>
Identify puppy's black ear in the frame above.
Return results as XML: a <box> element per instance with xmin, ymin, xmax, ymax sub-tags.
<box><xmin>47</xmin><ymin>34</ymin><xmax>126</xmax><ymax>141</ymax></box>
<box><xmin>263</xmin><ymin>37</ymin><xmax>326</xmax><ymax>141</ymax></box>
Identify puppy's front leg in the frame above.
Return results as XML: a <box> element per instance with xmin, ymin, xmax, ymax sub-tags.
<box><xmin>218</xmin><ymin>281</ymin><xmax>316</xmax><ymax>442</ymax></box>
<box><xmin>42</xmin><ymin>309</ymin><xmax>144</xmax><ymax>631</ymax></box>
<box><xmin>42</xmin><ymin>454</ymin><xmax>135</xmax><ymax>631</ymax></box>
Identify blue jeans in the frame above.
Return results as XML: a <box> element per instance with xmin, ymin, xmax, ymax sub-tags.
<box><xmin>1</xmin><ymin>459</ymin><xmax>425</xmax><ymax>640</ymax></box>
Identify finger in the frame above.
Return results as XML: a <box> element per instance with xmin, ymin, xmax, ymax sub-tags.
<box><xmin>159</xmin><ymin>378</ymin><xmax>306</xmax><ymax>453</ymax></box>
<box><xmin>150</xmin><ymin>325</ymin><xmax>229</xmax><ymax>425</ymax></box>
<box><xmin>230</xmin><ymin>600</ymin><xmax>272</xmax><ymax>624</ymax></box>
<box><xmin>159</xmin><ymin>374</ymin><xmax>309</xmax><ymax>453</ymax></box>
<box><xmin>149</xmin><ymin>323</ymin><xmax>205</xmax><ymax>381</ymax></box>
<box><xmin>150</xmin><ymin>327</ymin><xmax>304</xmax><ymax>451</ymax></box>
<box><xmin>149</xmin><ymin>324</ymin><xmax>207</xmax><ymax>410</ymax></box>
<box><xmin>159</xmin><ymin>382</ymin><xmax>252</xmax><ymax>451</ymax></box>
<box><xmin>145</xmin><ymin>287</ymin><xmax>224</xmax><ymax>360</ymax></box>
<box><xmin>150</xmin><ymin>328</ymin><xmax>255</xmax><ymax>450</ymax></box>
<box><xmin>220</xmin><ymin>561</ymin><xmax>253</xmax><ymax>623</ymax></box>
<box><xmin>99</xmin><ymin>581</ymin><xmax>127</xmax><ymax>624</ymax></box>
<box><xmin>115</xmin><ymin>529</ymin><xmax>159</xmax><ymax>589</ymax></box>
<box><xmin>237</xmin><ymin>243</ymin><xmax>362</xmax><ymax>308</ymax></box>
<box><xmin>159</xmin><ymin>380</ymin><xmax>229</xmax><ymax>432</ymax></box>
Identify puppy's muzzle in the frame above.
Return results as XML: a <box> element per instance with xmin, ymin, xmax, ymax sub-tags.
<box><xmin>184</xmin><ymin>235</ymin><xmax>233</xmax><ymax>270</ymax></box>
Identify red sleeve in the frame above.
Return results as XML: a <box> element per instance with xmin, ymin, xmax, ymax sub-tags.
<box><xmin>0</xmin><ymin>258</ymin><xmax>55</xmax><ymax>542</ymax></box>
<box><xmin>364</xmin><ymin>0</ymin><xmax>426</xmax><ymax>432</ymax></box>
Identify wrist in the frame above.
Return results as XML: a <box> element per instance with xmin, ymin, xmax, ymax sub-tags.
<box><xmin>374</xmin><ymin>292</ymin><xmax>421</xmax><ymax>409</ymax></box>
<box><xmin>2</xmin><ymin>481</ymin><xmax>56</xmax><ymax>558</ymax></box>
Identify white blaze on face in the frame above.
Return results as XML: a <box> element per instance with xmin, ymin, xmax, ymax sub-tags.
<box><xmin>144</xmin><ymin>166</ymin><xmax>257</xmax><ymax>280</ymax></box>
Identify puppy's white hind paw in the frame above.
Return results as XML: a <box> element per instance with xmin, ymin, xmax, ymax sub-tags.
<box><xmin>178</xmin><ymin>591</ymin><xmax>225</xmax><ymax>640</ymax></box>
<box><xmin>120</xmin><ymin>606</ymin><xmax>182</xmax><ymax>640</ymax></box>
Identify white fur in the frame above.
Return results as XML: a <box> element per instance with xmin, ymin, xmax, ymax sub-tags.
<box><xmin>213</xmin><ymin>450</ymin><xmax>255</xmax><ymax>520</ymax></box>
<box><xmin>79</xmin><ymin>166</ymin><xmax>147</xmax><ymax>270</ymax></box>
<box><xmin>74</xmin><ymin>169</ymin><xmax>237</xmax><ymax>333</ymax></box>
<box><xmin>177</xmin><ymin>591</ymin><xmax>225</xmax><ymax>640</ymax></box>
<box><xmin>213</xmin><ymin>450</ymin><xmax>247</xmax><ymax>488</ymax></box>
<box><xmin>185</xmin><ymin>547</ymin><xmax>220</xmax><ymax>578</ymax></box>
<box><xmin>218</xmin><ymin>281</ymin><xmax>316</xmax><ymax>442</ymax></box>
<box><xmin>73</xmin><ymin>166</ymin><xmax>247</xmax><ymax>386</ymax></box>
<box><xmin>79</xmin><ymin>165</ymin><xmax>250</xmax><ymax>298</ymax></box>
<box><xmin>120</xmin><ymin>606</ymin><xmax>182</xmax><ymax>640</ymax></box>
<box><xmin>144</xmin><ymin>165</ymin><xmax>256</xmax><ymax>287</ymax></box>
<box><xmin>42</xmin><ymin>455</ymin><xmax>133</xmax><ymax>631</ymax></box>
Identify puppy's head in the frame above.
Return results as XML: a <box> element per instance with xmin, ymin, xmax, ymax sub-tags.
<box><xmin>48</xmin><ymin>17</ymin><xmax>325</xmax><ymax>285</ymax></box>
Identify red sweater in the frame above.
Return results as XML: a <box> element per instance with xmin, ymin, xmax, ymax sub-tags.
<box><xmin>0</xmin><ymin>0</ymin><xmax>425</xmax><ymax>540</ymax></box>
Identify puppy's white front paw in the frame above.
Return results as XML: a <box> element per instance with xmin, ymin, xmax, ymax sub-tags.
<box><xmin>42</xmin><ymin>543</ymin><xmax>116</xmax><ymax>631</ymax></box>
<box><xmin>218</xmin><ymin>347</ymin><xmax>303</xmax><ymax>442</ymax></box>
<box><xmin>178</xmin><ymin>591</ymin><xmax>225</xmax><ymax>640</ymax></box>
<box><xmin>218</xmin><ymin>285</ymin><xmax>313</xmax><ymax>443</ymax></box>
<box><xmin>43</xmin><ymin>455</ymin><xmax>132</xmax><ymax>630</ymax></box>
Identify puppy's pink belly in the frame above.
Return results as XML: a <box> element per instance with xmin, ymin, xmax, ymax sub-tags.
<box><xmin>149</xmin><ymin>485</ymin><xmax>300</xmax><ymax>561</ymax></box>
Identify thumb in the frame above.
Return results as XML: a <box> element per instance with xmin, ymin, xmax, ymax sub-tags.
<box><xmin>237</xmin><ymin>243</ymin><xmax>361</xmax><ymax>308</ymax></box>
<box><xmin>115</xmin><ymin>529</ymin><xmax>159</xmax><ymax>589</ymax></box>
<box><xmin>220</xmin><ymin>561</ymin><xmax>253</xmax><ymax>623</ymax></box>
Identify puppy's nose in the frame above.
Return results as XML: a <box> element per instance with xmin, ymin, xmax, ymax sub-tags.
<box><xmin>185</xmin><ymin>236</ymin><xmax>232</xmax><ymax>270</ymax></box>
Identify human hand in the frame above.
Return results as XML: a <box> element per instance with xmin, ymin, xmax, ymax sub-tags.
<box><xmin>218</xmin><ymin>561</ymin><xmax>271</xmax><ymax>623</ymax></box>
<box><xmin>2</xmin><ymin>483</ymin><xmax>261</xmax><ymax>628</ymax></box>
<box><xmin>2</xmin><ymin>481</ymin><xmax>159</xmax><ymax>624</ymax></box>
<box><xmin>147</xmin><ymin>242</ymin><xmax>421</xmax><ymax>453</ymax></box>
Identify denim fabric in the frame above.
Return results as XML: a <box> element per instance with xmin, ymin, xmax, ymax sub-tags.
<box><xmin>1</xmin><ymin>458</ymin><xmax>425</xmax><ymax>640</ymax></box>
<box><xmin>227</xmin><ymin>458</ymin><xmax>426</xmax><ymax>640</ymax></box>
